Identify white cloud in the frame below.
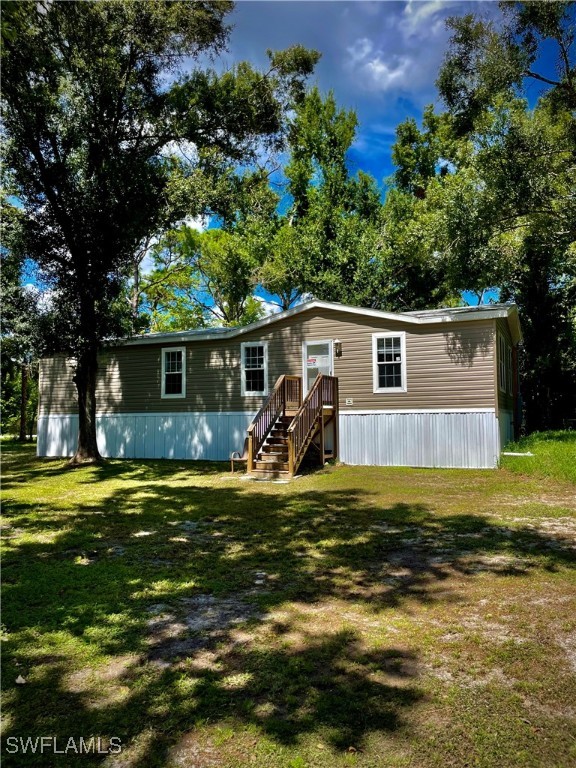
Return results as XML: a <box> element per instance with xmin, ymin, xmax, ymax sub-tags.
<box><xmin>346</xmin><ymin>38</ymin><xmax>415</xmax><ymax>93</ymax></box>
<box><xmin>344</xmin><ymin>0</ymin><xmax>466</xmax><ymax>97</ymax></box>
<box><xmin>255</xmin><ymin>296</ymin><xmax>282</xmax><ymax>317</ymax></box>
<box><xmin>24</xmin><ymin>282</ymin><xmax>55</xmax><ymax>312</ymax></box>
<box><xmin>345</xmin><ymin>1</ymin><xmax>462</xmax><ymax>97</ymax></box>
<box><xmin>182</xmin><ymin>215</ymin><xmax>208</xmax><ymax>233</ymax></box>
<box><xmin>402</xmin><ymin>0</ymin><xmax>453</xmax><ymax>37</ymax></box>
<box><xmin>160</xmin><ymin>139</ymin><xmax>199</xmax><ymax>164</ymax></box>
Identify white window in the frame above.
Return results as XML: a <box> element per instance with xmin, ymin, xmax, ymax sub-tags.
<box><xmin>161</xmin><ymin>346</ymin><xmax>186</xmax><ymax>398</ymax></box>
<box><xmin>506</xmin><ymin>345</ymin><xmax>513</xmax><ymax>396</ymax></box>
<box><xmin>498</xmin><ymin>335</ymin><xmax>507</xmax><ymax>393</ymax></box>
<box><xmin>241</xmin><ymin>342</ymin><xmax>268</xmax><ymax>396</ymax></box>
<box><xmin>372</xmin><ymin>333</ymin><xmax>407</xmax><ymax>393</ymax></box>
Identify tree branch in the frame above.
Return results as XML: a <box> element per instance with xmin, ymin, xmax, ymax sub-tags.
<box><xmin>524</xmin><ymin>70</ymin><xmax>562</xmax><ymax>87</ymax></box>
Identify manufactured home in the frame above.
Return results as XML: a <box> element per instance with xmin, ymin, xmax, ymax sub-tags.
<box><xmin>37</xmin><ymin>301</ymin><xmax>522</xmax><ymax>474</ymax></box>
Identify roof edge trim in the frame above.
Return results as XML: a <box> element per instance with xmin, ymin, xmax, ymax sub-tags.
<box><xmin>121</xmin><ymin>300</ymin><xmax>521</xmax><ymax>346</ymax></box>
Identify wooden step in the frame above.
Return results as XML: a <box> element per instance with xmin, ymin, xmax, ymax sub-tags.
<box><xmin>267</xmin><ymin>436</ymin><xmax>288</xmax><ymax>445</ymax></box>
<box><xmin>254</xmin><ymin>460</ymin><xmax>289</xmax><ymax>471</ymax></box>
<box><xmin>250</xmin><ymin>468</ymin><xmax>290</xmax><ymax>479</ymax></box>
<box><xmin>257</xmin><ymin>450</ymin><xmax>288</xmax><ymax>461</ymax></box>
<box><xmin>260</xmin><ymin>445</ymin><xmax>288</xmax><ymax>456</ymax></box>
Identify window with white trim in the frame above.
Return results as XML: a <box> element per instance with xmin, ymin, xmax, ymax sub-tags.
<box><xmin>372</xmin><ymin>333</ymin><xmax>407</xmax><ymax>393</ymax></box>
<box><xmin>506</xmin><ymin>345</ymin><xmax>513</xmax><ymax>396</ymax></box>
<box><xmin>161</xmin><ymin>346</ymin><xmax>186</xmax><ymax>398</ymax></box>
<box><xmin>241</xmin><ymin>342</ymin><xmax>268</xmax><ymax>396</ymax></box>
<box><xmin>498</xmin><ymin>335</ymin><xmax>507</xmax><ymax>392</ymax></box>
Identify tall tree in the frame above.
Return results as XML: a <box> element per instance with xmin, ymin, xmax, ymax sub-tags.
<box><xmin>1</xmin><ymin>0</ymin><xmax>318</xmax><ymax>462</ymax></box>
<box><xmin>437</xmin><ymin>2</ymin><xmax>576</xmax><ymax>130</ymax></box>
<box><xmin>388</xmin><ymin>105</ymin><xmax>515</xmax><ymax>306</ymax></box>
<box><xmin>434</xmin><ymin>1</ymin><xmax>576</xmax><ymax>430</ymax></box>
<box><xmin>136</xmin><ymin>167</ymin><xmax>279</xmax><ymax>328</ymax></box>
<box><xmin>375</xmin><ymin>107</ymin><xmax>461</xmax><ymax>311</ymax></box>
<box><xmin>257</xmin><ymin>88</ymin><xmax>384</xmax><ymax>308</ymax></box>
<box><xmin>141</xmin><ymin>226</ymin><xmax>264</xmax><ymax>330</ymax></box>
<box><xmin>0</xmin><ymin>199</ymin><xmax>46</xmax><ymax>441</ymax></box>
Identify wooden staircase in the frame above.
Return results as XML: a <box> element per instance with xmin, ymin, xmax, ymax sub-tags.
<box><xmin>246</xmin><ymin>374</ymin><xmax>339</xmax><ymax>479</ymax></box>
<box><xmin>252</xmin><ymin>415</ymin><xmax>292</xmax><ymax>474</ymax></box>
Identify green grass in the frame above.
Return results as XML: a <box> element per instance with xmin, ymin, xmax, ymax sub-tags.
<box><xmin>1</xmin><ymin>442</ymin><xmax>575</xmax><ymax>768</ymax></box>
<box><xmin>501</xmin><ymin>430</ymin><xmax>576</xmax><ymax>484</ymax></box>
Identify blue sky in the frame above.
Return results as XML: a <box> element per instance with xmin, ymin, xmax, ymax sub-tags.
<box><xmin>23</xmin><ymin>2</ymin><xmax>565</xmax><ymax>309</ymax></box>
<box><xmin>225</xmin><ymin>1</ymin><xmax>502</xmax><ymax>184</ymax></box>
<box><xmin>218</xmin><ymin>0</ymin><xmax>565</xmax><ymax>308</ymax></box>
<box><xmin>224</xmin><ymin>1</ymin><xmax>565</xmax><ymax>186</ymax></box>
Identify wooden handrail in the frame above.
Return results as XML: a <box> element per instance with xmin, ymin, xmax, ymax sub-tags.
<box><xmin>247</xmin><ymin>374</ymin><xmax>302</xmax><ymax>471</ymax></box>
<box><xmin>284</xmin><ymin>375</ymin><xmax>302</xmax><ymax>411</ymax></box>
<box><xmin>287</xmin><ymin>374</ymin><xmax>337</xmax><ymax>474</ymax></box>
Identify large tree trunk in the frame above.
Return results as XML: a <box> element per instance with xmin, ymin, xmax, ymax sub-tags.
<box><xmin>18</xmin><ymin>362</ymin><xmax>28</xmax><ymax>442</ymax></box>
<box><xmin>71</xmin><ymin>344</ymin><xmax>102</xmax><ymax>464</ymax></box>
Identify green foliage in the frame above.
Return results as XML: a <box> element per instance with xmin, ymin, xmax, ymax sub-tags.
<box><xmin>1</xmin><ymin>0</ymin><xmax>318</xmax><ymax>457</ymax></box>
<box><xmin>501</xmin><ymin>430</ymin><xmax>576</xmax><ymax>484</ymax></box>
<box><xmin>391</xmin><ymin>106</ymin><xmax>448</xmax><ymax>195</ymax></box>
<box><xmin>0</xmin><ymin>354</ymin><xmax>38</xmax><ymax>439</ymax></box>
<box><xmin>137</xmin><ymin>168</ymin><xmax>280</xmax><ymax>329</ymax></box>
<box><xmin>140</xmin><ymin>225</ymin><xmax>264</xmax><ymax>330</ymax></box>
<box><xmin>437</xmin><ymin>13</ymin><xmax>528</xmax><ymax>134</ymax></box>
<box><xmin>436</xmin><ymin>4</ymin><xmax>576</xmax><ymax>431</ymax></box>
<box><xmin>386</xmin><ymin>3</ymin><xmax>576</xmax><ymax>430</ymax></box>
<box><xmin>378</xmin><ymin>188</ymin><xmax>460</xmax><ymax>310</ymax></box>
<box><xmin>256</xmin><ymin>88</ymin><xmax>386</xmax><ymax>308</ymax></box>
<box><xmin>2</xmin><ymin>443</ymin><xmax>575</xmax><ymax>767</ymax></box>
<box><xmin>181</xmin><ymin>227</ymin><xmax>264</xmax><ymax>327</ymax></box>
<box><xmin>255</xmin><ymin>223</ymin><xmax>306</xmax><ymax>310</ymax></box>
<box><xmin>1</xmin><ymin>199</ymin><xmax>44</xmax><ymax>440</ymax></box>
<box><xmin>285</xmin><ymin>88</ymin><xmax>359</xmax><ymax>218</ymax></box>
<box><xmin>142</xmin><ymin>88</ymin><xmax>388</xmax><ymax>322</ymax></box>
<box><xmin>437</xmin><ymin>2</ymin><xmax>576</xmax><ymax>133</ymax></box>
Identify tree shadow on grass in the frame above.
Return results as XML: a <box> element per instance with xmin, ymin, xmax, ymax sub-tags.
<box><xmin>2</xmin><ymin>628</ymin><xmax>422</xmax><ymax>767</ymax></box>
<box><xmin>1</xmin><ymin>442</ymin><xmax>228</xmax><ymax>491</ymax></box>
<box><xmin>2</xmin><ymin>460</ymin><xmax>575</xmax><ymax>766</ymax></box>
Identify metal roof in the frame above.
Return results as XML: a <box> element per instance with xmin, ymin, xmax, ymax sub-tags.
<box><xmin>122</xmin><ymin>300</ymin><xmax>522</xmax><ymax>346</ymax></box>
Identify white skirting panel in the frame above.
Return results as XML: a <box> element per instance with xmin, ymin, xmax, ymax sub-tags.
<box><xmin>37</xmin><ymin>412</ymin><xmax>254</xmax><ymax>461</ymax></box>
<box><xmin>38</xmin><ymin>410</ymin><xmax>500</xmax><ymax>469</ymax></box>
<box><xmin>339</xmin><ymin>410</ymin><xmax>500</xmax><ymax>469</ymax></box>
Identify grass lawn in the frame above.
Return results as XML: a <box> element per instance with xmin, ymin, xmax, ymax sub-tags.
<box><xmin>502</xmin><ymin>430</ymin><xmax>576</xmax><ymax>485</ymax></box>
<box><xmin>1</xmin><ymin>442</ymin><xmax>575</xmax><ymax>768</ymax></box>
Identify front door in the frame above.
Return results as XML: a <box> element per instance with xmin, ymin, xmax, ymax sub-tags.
<box><xmin>303</xmin><ymin>340</ymin><xmax>333</xmax><ymax>393</ymax></box>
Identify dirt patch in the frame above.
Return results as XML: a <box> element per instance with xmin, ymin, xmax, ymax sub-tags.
<box><xmin>167</xmin><ymin>733</ymin><xmax>222</xmax><ymax>768</ymax></box>
<box><xmin>499</xmin><ymin>494</ymin><xmax>576</xmax><ymax>510</ymax></box>
<box><xmin>460</xmin><ymin>554</ymin><xmax>533</xmax><ymax>574</ymax></box>
<box><xmin>178</xmin><ymin>594</ymin><xmax>262</xmax><ymax>632</ymax></box>
<box><xmin>426</xmin><ymin>662</ymin><xmax>518</xmax><ymax>690</ymax></box>
<box><xmin>64</xmin><ymin>655</ymin><xmax>138</xmax><ymax>709</ymax></box>
<box><xmin>555</xmin><ymin>633</ymin><xmax>576</xmax><ymax>673</ymax></box>
<box><xmin>146</xmin><ymin>594</ymin><xmax>262</xmax><ymax>665</ymax></box>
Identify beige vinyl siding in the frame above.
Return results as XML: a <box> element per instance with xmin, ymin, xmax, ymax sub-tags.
<box><xmin>267</xmin><ymin>308</ymin><xmax>495</xmax><ymax>410</ymax></box>
<box><xmin>38</xmin><ymin>355</ymin><xmax>77</xmax><ymax>415</ymax></box>
<box><xmin>39</xmin><ymin>308</ymin><xmax>497</xmax><ymax>416</ymax></box>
